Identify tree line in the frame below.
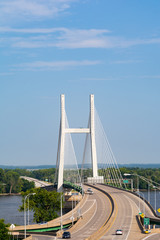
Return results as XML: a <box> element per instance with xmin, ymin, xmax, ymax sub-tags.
<box><xmin>0</xmin><ymin>169</ymin><xmax>34</xmax><ymax>194</ymax></box>
<box><xmin>1</xmin><ymin>167</ymin><xmax>160</xmax><ymax>194</ymax></box>
<box><xmin>0</xmin><ymin>168</ymin><xmax>57</xmax><ymax>194</ymax></box>
<box><xmin>119</xmin><ymin>167</ymin><xmax>160</xmax><ymax>190</ymax></box>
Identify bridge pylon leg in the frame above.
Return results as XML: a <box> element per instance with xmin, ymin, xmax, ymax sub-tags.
<box><xmin>56</xmin><ymin>94</ymin><xmax>98</xmax><ymax>192</ymax></box>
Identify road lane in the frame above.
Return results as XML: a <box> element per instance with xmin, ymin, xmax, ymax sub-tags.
<box><xmin>70</xmin><ymin>186</ymin><xmax>112</xmax><ymax>240</ymax></box>
<box><xmin>94</xmin><ymin>184</ymin><xmax>150</xmax><ymax>240</ymax></box>
<box><xmin>27</xmin><ymin>184</ymin><xmax>160</xmax><ymax>240</ymax></box>
<box><xmin>32</xmin><ymin>234</ymin><xmax>56</xmax><ymax>240</ymax></box>
<box><xmin>142</xmin><ymin>233</ymin><xmax>160</xmax><ymax>240</ymax></box>
<box><xmin>30</xmin><ymin>186</ymin><xmax>112</xmax><ymax>240</ymax></box>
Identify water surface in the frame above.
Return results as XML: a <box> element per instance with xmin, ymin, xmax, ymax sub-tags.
<box><xmin>0</xmin><ymin>195</ymin><xmax>34</xmax><ymax>225</ymax></box>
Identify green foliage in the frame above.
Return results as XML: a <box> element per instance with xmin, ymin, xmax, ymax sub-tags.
<box><xmin>120</xmin><ymin>167</ymin><xmax>160</xmax><ymax>190</ymax></box>
<box><xmin>19</xmin><ymin>188</ymin><xmax>62</xmax><ymax>223</ymax></box>
<box><xmin>0</xmin><ymin>169</ymin><xmax>6</xmax><ymax>193</ymax></box>
<box><xmin>30</xmin><ymin>168</ymin><xmax>56</xmax><ymax>182</ymax></box>
<box><xmin>0</xmin><ymin>219</ymin><xmax>9</xmax><ymax>240</ymax></box>
<box><xmin>5</xmin><ymin>171</ymin><xmax>20</xmax><ymax>194</ymax></box>
<box><xmin>20</xmin><ymin>179</ymin><xmax>35</xmax><ymax>192</ymax></box>
<box><xmin>0</xmin><ymin>168</ymin><xmax>35</xmax><ymax>194</ymax></box>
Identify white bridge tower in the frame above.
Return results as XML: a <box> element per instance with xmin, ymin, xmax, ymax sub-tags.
<box><xmin>56</xmin><ymin>94</ymin><xmax>98</xmax><ymax>192</ymax></box>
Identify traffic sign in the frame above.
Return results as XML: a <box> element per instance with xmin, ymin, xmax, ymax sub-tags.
<box><xmin>144</xmin><ymin>218</ymin><xmax>150</xmax><ymax>225</ymax></box>
<box><xmin>9</xmin><ymin>224</ymin><xmax>15</xmax><ymax>230</ymax></box>
<box><xmin>157</xmin><ymin>208</ymin><xmax>160</xmax><ymax>213</ymax></box>
<box><xmin>141</xmin><ymin>213</ymin><xmax>145</xmax><ymax>218</ymax></box>
<box><xmin>123</xmin><ymin>180</ymin><xmax>129</xmax><ymax>183</ymax></box>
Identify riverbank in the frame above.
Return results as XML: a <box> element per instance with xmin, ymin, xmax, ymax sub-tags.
<box><xmin>0</xmin><ymin>193</ymin><xmax>21</xmax><ymax>196</ymax></box>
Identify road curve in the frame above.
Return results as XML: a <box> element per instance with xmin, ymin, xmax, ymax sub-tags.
<box><xmin>23</xmin><ymin>185</ymin><xmax>112</xmax><ymax>240</ymax></box>
<box><xmin>70</xmin><ymin>185</ymin><xmax>112</xmax><ymax>240</ymax></box>
<box><xmin>94</xmin><ymin>184</ymin><xmax>157</xmax><ymax>240</ymax></box>
<box><xmin>25</xmin><ymin>184</ymin><xmax>159</xmax><ymax>240</ymax></box>
<box><xmin>20</xmin><ymin>176</ymin><xmax>52</xmax><ymax>188</ymax></box>
<box><xmin>142</xmin><ymin>233</ymin><xmax>160</xmax><ymax>240</ymax></box>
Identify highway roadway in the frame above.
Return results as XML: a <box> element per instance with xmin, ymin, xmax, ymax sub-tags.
<box><xmin>31</xmin><ymin>185</ymin><xmax>112</xmax><ymax>240</ymax></box>
<box><xmin>142</xmin><ymin>233</ymin><xmax>160</xmax><ymax>240</ymax></box>
<box><xmin>91</xmin><ymin>184</ymin><xmax>158</xmax><ymax>240</ymax></box>
<box><xmin>20</xmin><ymin>176</ymin><xmax>52</xmax><ymax>188</ymax></box>
<box><xmin>32</xmin><ymin>235</ymin><xmax>56</xmax><ymax>240</ymax></box>
<box><xmin>27</xmin><ymin>184</ymin><xmax>160</xmax><ymax>240</ymax></box>
<box><xmin>69</xmin><ymin>186</ymin><xmax>112</xmax><ymax>240</ymax></box>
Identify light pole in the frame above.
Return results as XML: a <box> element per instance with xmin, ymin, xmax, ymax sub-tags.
<box><xmin>153</xmin><ymin>186</ymin><xmax>157</xmax><ymax>213</ymax></box>
<box><xmin>138</xmin><ymin>191</ymin><xmax>145</xmax><ymax>215</ymax></box>
<box><xmin>60</xmin><ymin>194</ymin><xmax>63</xmax><ymax>231</ymax></box>
<box><xmin>148</xmin><ymin>183</ymin><xmax>150</xmax><ymax>203</ymax></box>
<box><xmin>124</xmin><ymin>173</ymin><xmax>139</xmax><ymax>192</ymax></box>
<box><xmin>72</xmin><ymin>195</ymin><xmax>74</xmax><ymax>226</ymax></box>
<box><xmin>24</xmin><ymin>193</ymin><xmax>36</xmax><ymax>239</ymax></box>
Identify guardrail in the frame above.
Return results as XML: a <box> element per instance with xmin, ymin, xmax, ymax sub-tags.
<box><xmin>63</xmin><ymin>181</ymin><xmax>82</xmax><ymax>193</ymax></box>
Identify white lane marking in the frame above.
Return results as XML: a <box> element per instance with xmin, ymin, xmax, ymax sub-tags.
<box><xmin>72</xmin><ymin>199</ymin><xmax>97</xmax><ymax>234</ymax></box>
<box><xmin>82</xmin><ymin>199</ymin><xmax>96</xmax><ymax>215</ymax></box>
<box><xmin>111</xmin><ymin>194</ymin><xmax>133</xmax><ymax>240</ymax></box>
<box><xmin>62</xmin><ymin>194</ymin><xmax>89</xmax><ymax>221</ymax></box>
<box><xmin>142</xmin><ymin>233</ymin><xmax>159</xmax><ymax>240</ymax></box>
<box><xmin>123</xmin><ymin>194</ymin><xmax>134</xmax><ymax>240</ymax></box>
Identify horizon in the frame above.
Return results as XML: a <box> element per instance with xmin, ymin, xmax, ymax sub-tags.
<box><xmin>1</xmin><ymin>163</ymin><xmax>160</xmax><ymax>169</ymax></box>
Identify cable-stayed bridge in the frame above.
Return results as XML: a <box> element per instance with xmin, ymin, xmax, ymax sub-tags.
<box><xmin>55</xmin><ymin>94</ymin><xmax>125</xmax><ymax>192</ymax></box>
<box><xmin>12</xmin><ymin>95</ymin><xmax>160</xmax><ymax>239</ymax></box>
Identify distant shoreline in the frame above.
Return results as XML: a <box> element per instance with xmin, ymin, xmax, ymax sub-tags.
<box><xmin>0</xmin><ymin>193</ymin><xmax>21</xmax><ymax>196</ymax></box>
<box><xmin>1</xmin><ymin>163</ymin><xmax>160</xmax><ymax>169</ymax></box>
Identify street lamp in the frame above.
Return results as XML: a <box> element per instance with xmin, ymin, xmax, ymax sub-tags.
<box><xmin>148</xmin><ymin>182</ymin><xmax>151</xmax><ymax>204</ymax></box>
<box><xmin>153</xmin><ymin>186</ymin><xmax>157</xmax><ymax>213</ymax></box>
<box><xmin>24</xmin><ymin>193</ymin><xmax>36</xmax><ymax>239</ymax></box>
<box><xmin>137</xmin><ymin>191</ymin><xmax>145</xmax><ymax>215</ymax></box>
<box><xmin>60</xmin><ymin>194</ymin><xmax>63</xmax><ymax>231</ymax></box>
<box><xmin>124</xmin><ymin>173</ymin><xmax>139</xmax><ymax>192</ymax></box>
<box><xmin>72</xmin><ymin>195</ymin><xmax>74</xmax><ymax>226</ymax></box>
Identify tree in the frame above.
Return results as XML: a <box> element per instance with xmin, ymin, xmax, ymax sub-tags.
<box><xmin>0</xmin><ymin>219</ymin><xmax>9</xmax><ymax>240</ymax></box>
<box><xmin>20</xmin><ymin>179</ymin><xmax>35</xmax><ymax>192</ymax></box>
<box><xmin>19</xmin><ymin>188</ymin><xmax>62</xmax><ymax>223</ymax></box>
<box><xmin>5</xmin><ymin>171</ymin><xmax>20</xmax><ymax>194</ymax></box>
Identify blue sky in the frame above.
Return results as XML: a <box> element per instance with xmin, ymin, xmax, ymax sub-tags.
<box><xmin>0</xmin><ymin>0</ymin><xmax>160</xmax><ymax>166</ymax></box>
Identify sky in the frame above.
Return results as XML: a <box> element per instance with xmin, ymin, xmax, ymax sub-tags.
<box><xmin>0</xmin><ymin>0</ymin><xmax>160</xmax><ymax>166</ymax></box>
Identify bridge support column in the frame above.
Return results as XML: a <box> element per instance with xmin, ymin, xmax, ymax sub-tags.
<box><xmin>57</xmin><ymin>95</ymin><xmax>65</xmax><ymax>192</ymax></box>
<box><xmin>90</xmin><ymin>94</ymin><xmax>98</xmax><ymax>178</ymax></box>
<box><xmin>56</xmin><ymin>94</ymin><xmax>98</xmax><ymax>192</ymax></box>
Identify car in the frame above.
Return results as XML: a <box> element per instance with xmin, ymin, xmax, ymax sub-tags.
<box><xmin>87</xmin><ymin>187</ymin><xmax>93</xmax><ymax>194</ymax></box>
<box><xmin>62</xmin><ymin>231</ymin><xmax>71</xmax><ymax>239</ymax></box>
<box><xmin>116</xmin><ymin>229</ymin><xmax>123</xmax><ymax>235</ymax></box>
<box><xmin>39</xmin><ymin>221</ymin><xmax>47</xmax><ymax>225</ymax></box>
<box><xmin>89</xmin><ymin>190</ymin><xmax>93</xmax><ymax>194</ymax></box>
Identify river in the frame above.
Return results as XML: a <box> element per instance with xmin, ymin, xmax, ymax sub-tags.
<box><xmin>0</xmin><ymin>195</ymin><xmax>34</xmax><ymax>225</ymax></box>
<box><xmin>0</xmin><ymin>190</ymin><xmax>160</xmax><ymax>226</ymax></box>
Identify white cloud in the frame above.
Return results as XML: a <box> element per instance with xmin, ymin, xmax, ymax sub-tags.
<box><xmin>1</xmin><ymin>27</ymin><xmax>160</xmax><ymax>50</ymax></box>
<box><xmin>15</xmin><ymin>60</ymin><xmax>102</xmax><ymax>71</ymax></box>
<box><xmin>0</xmin><ymin>27</ymin><xmax>66</xmax><ymax>33</ymax></box>
<box><xmin>0</xmin><ymin>0</ymin><xmax>76</xmax><ymax>20</ymax></box>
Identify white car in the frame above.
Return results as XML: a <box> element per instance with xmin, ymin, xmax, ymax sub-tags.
<box><xmin>116</xmin><ymin>229</ymin><xmax>123</xmax><ymax>235</ymax></box>
<box><xmin>87</xmin><ymin>188</ymin><xmax>93</xmax><ymax>194</ymax></box>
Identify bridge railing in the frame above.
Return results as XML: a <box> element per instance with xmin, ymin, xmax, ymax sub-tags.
<box><xmin>63</xmin><ymin>181</ymin><xmax>82</xmax><ymax>193</ymax></box>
